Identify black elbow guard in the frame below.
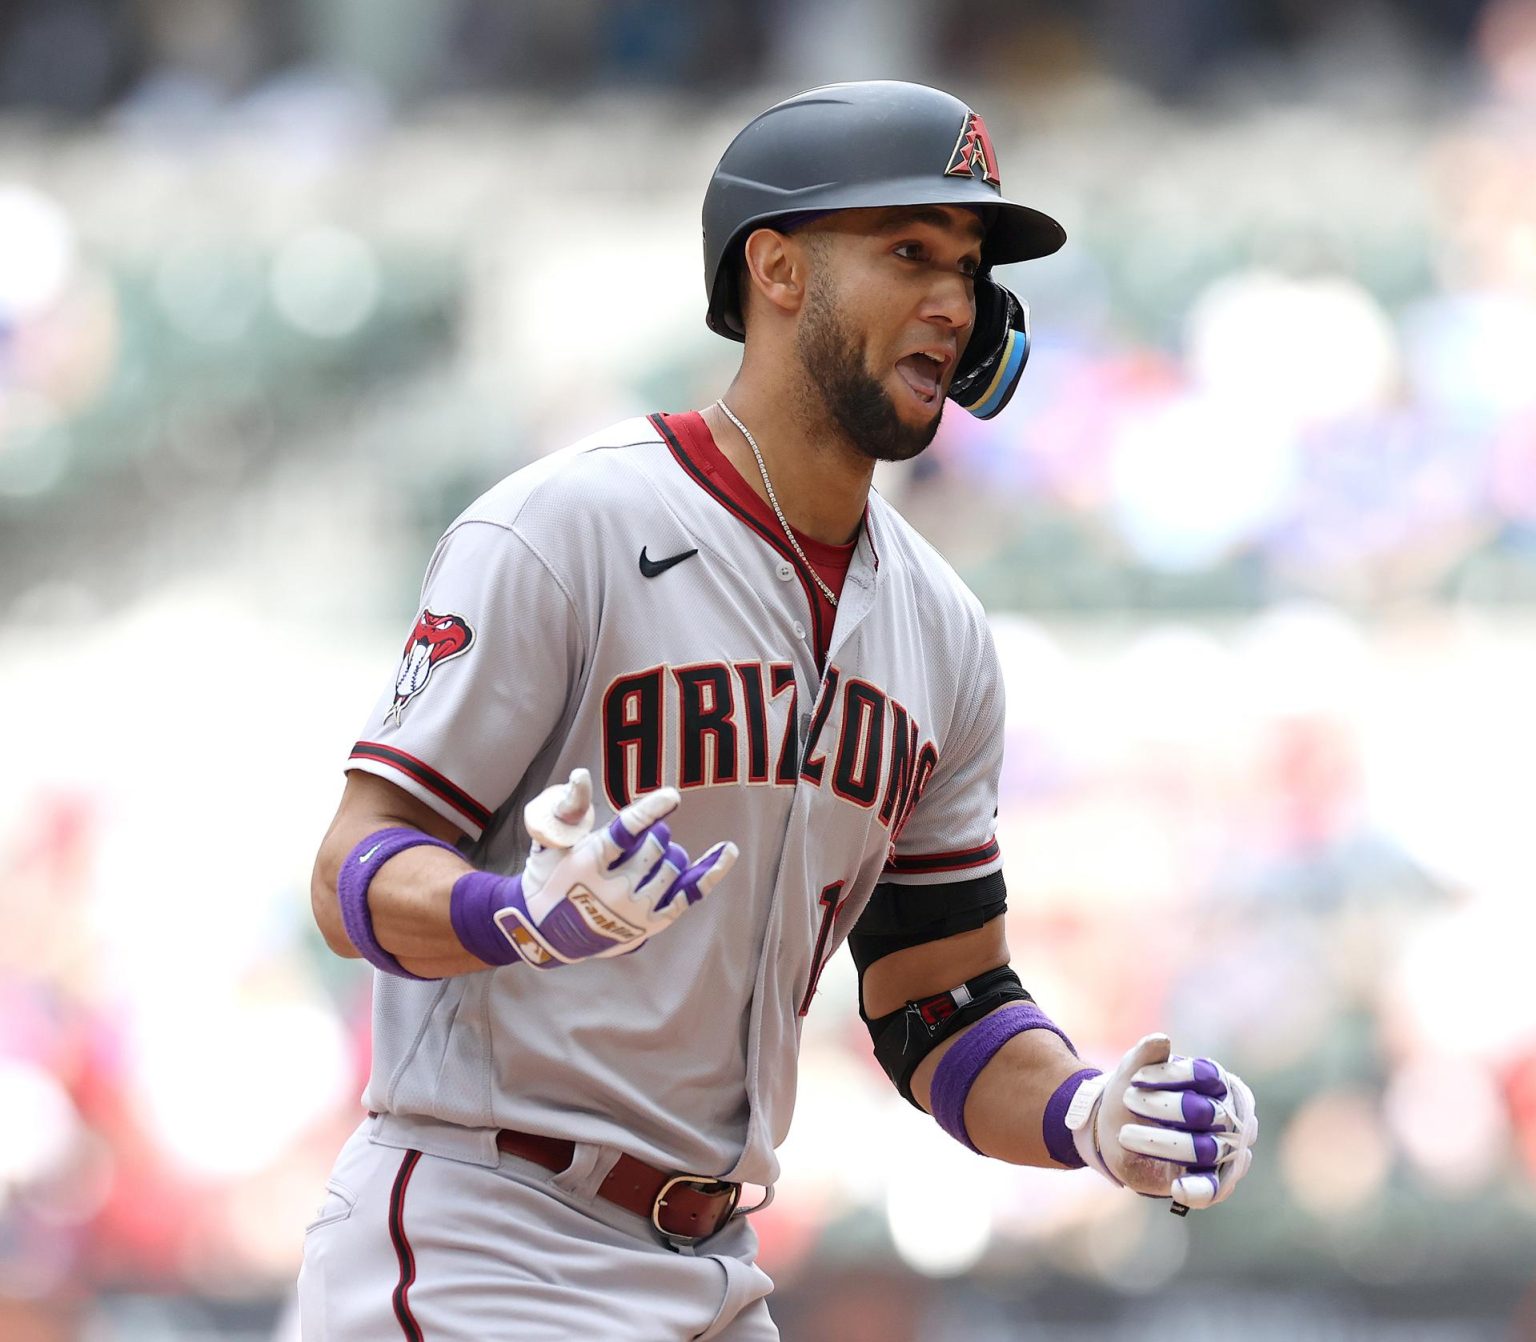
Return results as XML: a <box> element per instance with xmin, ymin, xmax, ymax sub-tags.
<box><xmin>848</xmin><ymin>873</ymin><xmax>1006</xmax><ymax>971</ymax></box>
<box><xmin>863</xmin><ymin>965</ymin><xmax>1034</xmax><ymax>1107</ymax></box>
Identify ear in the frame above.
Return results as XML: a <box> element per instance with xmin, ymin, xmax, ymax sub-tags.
<box><xmin>740</xmin><ymin>227</ymin><xmax>812</xmax><ymax>328</ymax></box>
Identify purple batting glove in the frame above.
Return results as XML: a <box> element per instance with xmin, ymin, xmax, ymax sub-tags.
<box><xmin>656</xmin><ymin>841</ymin><xmax>736</xmax><ymax>911</ymax></box>
<box><xmin>450</xmin><ymin>785</ymin><xmax>740</xmax><ymax>970</ymax></box>
<box><xmin>1120</xmin><ymin>1050</ymin><xmax>1260</xmax><ymax>1210</ymax></box>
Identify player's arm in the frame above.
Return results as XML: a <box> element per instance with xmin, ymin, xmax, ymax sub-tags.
<box><xmin>851</xmin><ymin>880</ymin><xmax>1258</xmax><ymax>1210</ymax></box>
<box><xmin>310</xmin><ymin>768</ymin><xmax>738</xmax><ymax>981</ymax></box>
<box><xmin>857</xmin><ymin>910</ymin><xmax>1079</xmax><ymax>1167</ymax></box>
<box><xmin>312</xmin><ymin>771</ymin><xmax>480</xmax><ymax>978</ymax></box>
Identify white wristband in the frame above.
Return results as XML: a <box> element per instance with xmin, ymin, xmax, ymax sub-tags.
<box><xmin>1064</xmin><ymin>1073</ymin><xmax>1111</xmax><ymax>1177</ymax></box>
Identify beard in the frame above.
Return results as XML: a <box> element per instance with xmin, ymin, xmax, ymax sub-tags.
<box><xmin>794</xmin><ymin>277</ymin><xmax>944</xmax><ymax>464</ymax></box>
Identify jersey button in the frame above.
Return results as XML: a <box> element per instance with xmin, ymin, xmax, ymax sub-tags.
<box><xmin>792</xmin><ymin>621</ymin><xmax>806</xmax><ymax>640</ymax></box>
<box><xmin>775</xmin><ymin>561</ymin><xmax>794</xmax><ymax>581</ymax></box>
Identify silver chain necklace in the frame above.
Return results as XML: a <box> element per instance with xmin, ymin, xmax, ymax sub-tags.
<box><xmin>715</xmin><ymin>399</ymin><xmax>838</xmax><ymax>608</ymax></box>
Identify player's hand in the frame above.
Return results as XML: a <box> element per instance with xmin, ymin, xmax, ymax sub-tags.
<box><xmin>495</xmin><ymin>768</ymin><xmax>738</xmax><ymax>968</ymax></box>
<box><xmin>1067</xmin><ymin>1033</ymin><xmax>1258</xmax><ymax>1211</ymax></box>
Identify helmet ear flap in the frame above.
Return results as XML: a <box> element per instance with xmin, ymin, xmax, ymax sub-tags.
<box><xmin>714</xmin><ymin>243</ymin><xmax>749</xmax><ymax>340</ymax></box>
<box><xmin>949</xmin><ymin>274</ymin><xmax>1030</xmax><ymax>419</ymax></box>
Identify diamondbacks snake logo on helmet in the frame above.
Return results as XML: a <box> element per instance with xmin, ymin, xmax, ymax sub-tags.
<box><xmin>945</xmin><ymin>111</ymin><xmax>1001</xmax><ymax>186</ymax></box>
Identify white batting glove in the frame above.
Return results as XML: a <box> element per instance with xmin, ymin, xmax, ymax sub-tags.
<box><xmin>521</xmin><ymin>766</ymin><xmax>600</xmax><ymax>876</ymax></box>
<box><xmin>1066</xmin><ymin>1033</ymin><xmax>1259</xmax><ymax>1211</ymax></box>
<box><xmin>491</xmin><ymin>769</ymin><xmax>739</xmax><ymax>968</ymax></box>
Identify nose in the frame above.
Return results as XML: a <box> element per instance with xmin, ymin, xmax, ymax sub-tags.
<box><xmin>921</xmin><ymin>267</ymin><xmax>975</xmax><ymax>335</ymax></box>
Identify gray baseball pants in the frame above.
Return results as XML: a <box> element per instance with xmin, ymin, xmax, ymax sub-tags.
<box><xmin>298</xmin><ymin>1117</ymin><xmax>777</xmax><ymax>1340</ymax></box>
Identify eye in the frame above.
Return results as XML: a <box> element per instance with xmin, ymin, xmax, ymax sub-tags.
<box><xmin>893</xmin><ymin>239</ymin><xmax>980</xmax><ymax>280</ymax></box>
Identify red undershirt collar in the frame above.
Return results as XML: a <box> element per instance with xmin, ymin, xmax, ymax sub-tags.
<box><xmin>655</xmin><ymin>410</ymin><xmax>856</xmax><ymax>666</ymax></box>
<box><xmin>658</xmin><ymin>412</ymin><xmax>857</xmax><ymax>568</ymax></box>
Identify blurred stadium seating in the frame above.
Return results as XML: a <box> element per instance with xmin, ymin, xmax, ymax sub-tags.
<box><xmin>4</xmin><ymin>2</ymin><xmax>1536</xmax><ymax>1338</ymax></box>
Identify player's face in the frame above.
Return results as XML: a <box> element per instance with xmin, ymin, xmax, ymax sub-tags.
<box><xmin>794</xmin><ymin>205</ymin><xmax>983</xmax><ymax>463</ymax></box>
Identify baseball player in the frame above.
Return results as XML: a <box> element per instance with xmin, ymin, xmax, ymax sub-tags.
<box><xmin>299</xmin><ymin>81</ymin><xmax>1258</xmax><ymax>1341</ymax></box>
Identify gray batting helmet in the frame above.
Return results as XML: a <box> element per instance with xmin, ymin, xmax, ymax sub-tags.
<box><xmin>703</xmin><ymin>80</ymin><xmax>1066</xmax><ymax>340</ymax></box>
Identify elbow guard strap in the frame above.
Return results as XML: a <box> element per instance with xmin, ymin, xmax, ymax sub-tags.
<box><xmin>865</xmin><ymin>965</ymin><xmax>1035</xmax><ymax>1107</ymax></box>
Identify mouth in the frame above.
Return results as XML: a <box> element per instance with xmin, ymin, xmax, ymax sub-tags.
<box><xmin>894</xmin><ymin>350</ymin><xmax>951</xmax><ymax>409</ymax></box>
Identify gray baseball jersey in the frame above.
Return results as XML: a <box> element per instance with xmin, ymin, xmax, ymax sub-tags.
<box><xmin>345</xmin><ymin>410</ymin><xmax>1004</xmax><ymax>1188</ymax></box>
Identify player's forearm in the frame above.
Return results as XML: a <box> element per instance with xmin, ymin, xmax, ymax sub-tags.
<box><xmin>314</xmin><ymin>827</ymin><xmax>488</xmax><ymax>979</ymax></box>
<box><xmin>910</xmin><ymin>1015</ymin><xmax>1084</xmax><ymax>1167</ymax></box>
<box><xmin>359</xmin><ymin>845</ymin><xmax>490</xmax><ymax>978</ymax></box>
<box><xmin>314</xmin><ymin>771</ymin><xmax>735</xmax><ymax>981</ymax></box>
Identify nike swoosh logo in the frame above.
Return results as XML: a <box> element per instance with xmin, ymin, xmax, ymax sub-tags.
<box><xmin>639</xmin><ymin>546</ymin><xmax>699</xmax><ymax>579</ymax></box>
<box><xmin>358</xmin><ymin>842</ymin><xmax>384</xmax><ymax>864</ymax></box>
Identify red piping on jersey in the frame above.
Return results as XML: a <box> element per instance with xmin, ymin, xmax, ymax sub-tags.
<box><xmin>884</xmin><ymin>837</ymin><xmax>1001</xmax><ymax>876</ymax></box>
<box><xmin>350</xmin><ymin>741</ymin><xmax>492</xmax><ymax>832</ymax></box>
<box><xmin>389</xmin><ymin>1150</ymin><xmax>425</xmax><ymax>1341</ymax></box>
<box><xmin>652</xmin><ymin>411</ymin><xmax>854</xmax><ymax>666</ymax></box>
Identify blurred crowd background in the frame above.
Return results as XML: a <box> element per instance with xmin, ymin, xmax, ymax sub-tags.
<box><xmin>4</xmin><ymin>1</ymin><xmax>1536</xmax><ymax>1339</ymax></box>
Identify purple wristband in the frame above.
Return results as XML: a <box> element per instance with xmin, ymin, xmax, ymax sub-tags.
<box><xmin>1043</xmin><ymin>1067</ymin><xmax>1102</xmax><ymax>1168</ymax></box>
<box><xmin>337</xmin><ymin>827</ymin><xmax>461</xmax><ymax>980</ymax></box>
<box><xmin>930</xmin><ymin>1003</ymin><xmax>1079</xmax><ymax>1153</ymax></box>
<box><xmin>449</xmin><ymin>870</ymin><xmax>525</xmax><ymax>967</ymax></box>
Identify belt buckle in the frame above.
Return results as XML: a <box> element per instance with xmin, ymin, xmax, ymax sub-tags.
<box><xmin>651</xmin><ymin>1174</ymin><xmax>741</xmax><ymax>1250</ymax></box>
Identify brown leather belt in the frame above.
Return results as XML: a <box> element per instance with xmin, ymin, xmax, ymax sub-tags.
<box><xmin>495</xmin><ymin>1128</ymin><xmax>741</xmax><ymax>1249</ymax></box>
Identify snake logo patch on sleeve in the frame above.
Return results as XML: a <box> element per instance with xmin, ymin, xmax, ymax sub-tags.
<box><xmin>386</xmin><ymin>609</ymin><xmax>475</xmax><ymax>724</ymax></box>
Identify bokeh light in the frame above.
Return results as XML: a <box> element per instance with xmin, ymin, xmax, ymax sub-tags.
<box><xmin>0</xmin><ymin>185</ymin><xmax>76</xmax><ymax>318</ymax></box>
